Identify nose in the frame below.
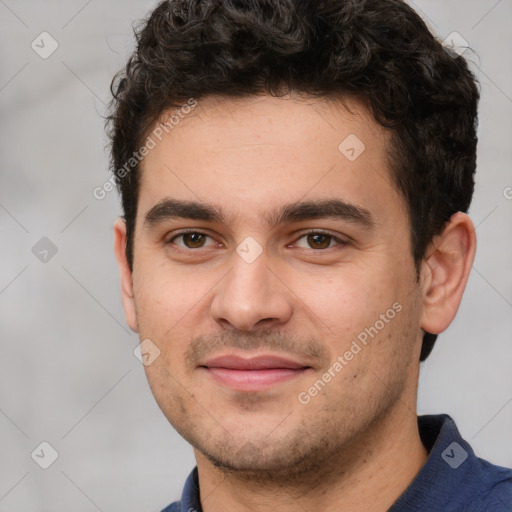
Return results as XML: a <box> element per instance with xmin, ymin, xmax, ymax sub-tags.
<box><xmin>210</xmin><ymin>248</ymin><xmax>293</xmax><ymax>332</ymax></box>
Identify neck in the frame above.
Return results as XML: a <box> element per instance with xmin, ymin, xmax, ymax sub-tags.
<box><xmin>195</xmin><ymin>402</ymin><xmax>428</xmax><ymax>512</ymax></box>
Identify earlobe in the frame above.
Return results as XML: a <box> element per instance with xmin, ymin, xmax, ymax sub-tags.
<box><xmin>113</xmin><ymin>217</ymin><xmax>139</xmax><ymax>333</ymax></box>
<box><xmin>420</xmin><ymin>212</ymin><xmax>477</xmax><ymax>335</ymax></box>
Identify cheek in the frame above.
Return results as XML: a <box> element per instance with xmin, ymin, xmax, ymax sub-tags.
<box><xmin>294</xmin><ymin>262</ymin><xmax>415</xmax><ymax>372</ymax></box>
<box><xmin>133</xmin><ymin>259</ymin><xmax>208</xmax><ymax>329</ymax></box>
<box><xmin>132</xmin><ymin>262</ymin><xmax>219</xmax><ymax>372</ymax></box>
<box><xmin>297</xmin><ymin>267</ymin><xmax>393</xmax><ymax>331</ymax></box>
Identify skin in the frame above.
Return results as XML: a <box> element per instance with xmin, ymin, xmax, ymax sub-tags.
<box><xmin>114</xmin><ymin>94</ymin><xmax>476</xmax><ymax>511</ymax></box>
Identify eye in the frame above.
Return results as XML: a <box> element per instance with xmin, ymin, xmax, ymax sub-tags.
<box><xmin>293</xmin><ymin>231</ymin><xmax>346</xmax><ymax>250</ymax></box>
<box><xmin>168</xmin><ymin>231</ymin><xmax>217</xmax><ymax>249</ymax></box>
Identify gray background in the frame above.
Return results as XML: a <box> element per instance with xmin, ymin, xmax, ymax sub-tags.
<box><xmin>0</xmin><ymin>1</ymin><xmax>511</xmax><ymax>510</ymax></box>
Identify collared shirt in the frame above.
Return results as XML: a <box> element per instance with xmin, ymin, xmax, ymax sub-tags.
<box><xmin>161</xmin><ymin>414</ymin><xmax>512</xmax><ymax>512</ymax></box>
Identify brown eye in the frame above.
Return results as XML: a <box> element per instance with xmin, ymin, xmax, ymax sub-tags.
<box><xmin>170</xmin><ymin>232</ymin><xmax>214</xmax><ymax>249</ymax></box>
<box><xmin>183</xmin><ymin>233</ymin><xmax>206</xmax><ymax>248</ymax></box>
<box><xmin>293</xmin><ymin>231</ymin><xmax>346</xmax><ymax>250</ymax></box>
<box><xmin>306</xmin><ymin>233</ymin><xmax>333</xmax><ymax>249</ymax></box>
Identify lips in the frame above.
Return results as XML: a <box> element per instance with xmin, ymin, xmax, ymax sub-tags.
<box><xmin>200</xmin><ymin>354</ymin><xmax>311</xmax><ymax>391</ymax></box>
<box><xmin>203</xmin><ymin>355</ymin><xmax>307</xmax><ymax>370</ymax></box>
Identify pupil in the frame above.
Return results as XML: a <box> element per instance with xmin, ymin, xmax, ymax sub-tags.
<box><xmin>308</xmin><ymin>234</ymin><xmax>330</xmax><ymax>249</ymax></box>
<box><xmin>185</xmin><ymin>233</ymin><xmax>204</xmax><ymax>247</ymax></box>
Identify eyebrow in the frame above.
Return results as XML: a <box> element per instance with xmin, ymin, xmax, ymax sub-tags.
<box><xmin>143</xmin><ymin>198</ymin><xmax>375</xmax><ymax>230</ymax></box>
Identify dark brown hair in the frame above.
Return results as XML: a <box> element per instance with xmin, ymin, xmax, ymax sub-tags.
<box><xmin>107</xmin><ymin>0</ymin><xmax>479</xmax><ymax>361</ymax></box>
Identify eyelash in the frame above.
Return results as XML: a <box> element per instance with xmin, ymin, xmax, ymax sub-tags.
<box><xmin>166</xmin><ymin>229</ymin><xmax>348</xmax><ymax>251</ymax></box>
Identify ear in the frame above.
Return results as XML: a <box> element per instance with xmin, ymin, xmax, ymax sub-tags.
<box><xmin>113</xmin><ymin>217</ymin><xmax>139</xmax><ymax>333</ymax></box>
<box><xmin>420</xmin><ymin>212</ymin><xmax>476</xmax><ymax>335</ymax></box>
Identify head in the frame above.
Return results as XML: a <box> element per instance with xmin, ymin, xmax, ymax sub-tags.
<box><xmin>108</xmin><ymin>0</ymin><xmax>478</xmax><ymax>478</ymax></box>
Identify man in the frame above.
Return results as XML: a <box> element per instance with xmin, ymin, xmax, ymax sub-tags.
<box><xmin>107</xmin><ymin>0</ymin><xmax>512</xmax><ymax>510</ymax></box>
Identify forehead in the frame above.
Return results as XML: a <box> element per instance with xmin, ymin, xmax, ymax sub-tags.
<box><xmin>137</xmin><ymin>94</ymin><xmax>403</xmax><ymax>227</ymax></box>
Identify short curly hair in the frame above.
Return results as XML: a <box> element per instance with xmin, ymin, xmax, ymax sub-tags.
<box><xmin>107</xmin><ymin>0</ymin><xmax>479</xmax><ymax>361</ymax></box>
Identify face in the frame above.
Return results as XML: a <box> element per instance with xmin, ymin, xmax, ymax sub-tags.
<box><xmin>120</xmin><ymin>95</ymin><xmax>426</xmax><ymax>478</ymax></box>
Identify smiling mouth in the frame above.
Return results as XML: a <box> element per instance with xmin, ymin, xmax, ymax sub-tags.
<box><xmin>199</xmin><ymin>354</ymin><xmax>312</xmax><ymax>391</ymax></box>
